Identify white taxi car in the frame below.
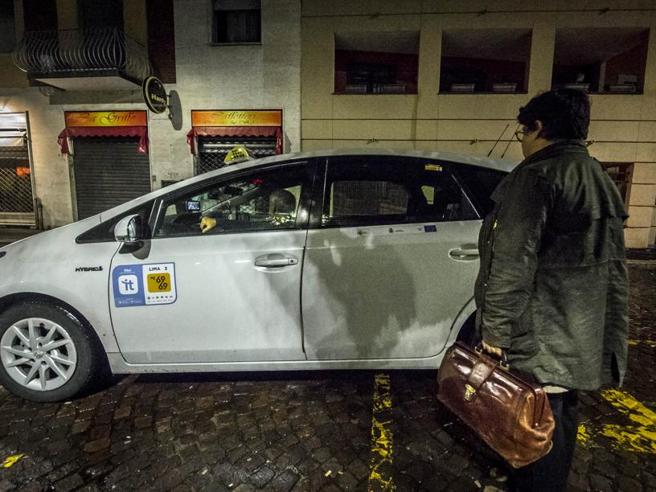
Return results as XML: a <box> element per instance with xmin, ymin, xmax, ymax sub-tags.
<box><xmin>0</xmin><ymin>150</ymin><xmax>511</xmax><ymax>401</ymax></box>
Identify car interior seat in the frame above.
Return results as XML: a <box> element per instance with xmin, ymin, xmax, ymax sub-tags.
<box><xmin>434</xmin><ymin>186</ymin><xmax>462</xmax><ymax>220</ymax></box>
<box><xmin>268</xmin><ymin>189</ymin><xmax>297</xmax><ymax>216</ymax></box>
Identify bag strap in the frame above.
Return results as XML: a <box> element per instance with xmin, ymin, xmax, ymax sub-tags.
<box><xmin>462</xmin><ymin>346</ymin><xmax>510</xmax><ymax>402</ymax></box>
<box><xmin>466</xmin><ymin>360</ymin><xmax>497</xmax><ymax>391</ymax></box>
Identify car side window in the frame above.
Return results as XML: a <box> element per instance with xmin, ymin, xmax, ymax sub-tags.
<box><xmin>452</xmin><ymin>164</ymin><xmax>508</xmax><ymax>217</ymax></box>
<box><xmin>322</xmin><ymin>157</ymin><xmax>477</xmax><ymax>227</ymax></box>
<box><xmin>155</xmin><ymin>163</ymin><xmax>312</xmax><ymax>237</ymax></box>
<box><xmin>76</xmin><ymin>201</ymin><xmax>155</xmax><ymax>243</ymax></box>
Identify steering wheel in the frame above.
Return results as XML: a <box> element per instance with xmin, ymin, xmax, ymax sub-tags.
<box><xmin>170</xmin><ymin>211</ymin><xmax>201</xmax><ymax>227</ymax></box>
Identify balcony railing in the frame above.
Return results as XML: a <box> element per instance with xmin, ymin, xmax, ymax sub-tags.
<box><xmin>13</xmin><ymin>28</ymin><xmax>151</xmax><ymax>85</ymax></box>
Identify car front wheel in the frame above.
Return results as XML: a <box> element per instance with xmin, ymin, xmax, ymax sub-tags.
<box><xmin>0</xmin><ymin>302</ymin><xmax>102</xmax><ymax>402</ymax></box>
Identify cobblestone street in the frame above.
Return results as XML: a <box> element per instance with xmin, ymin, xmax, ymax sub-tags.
<box><xmin>0</xmin><ymin>263</ymin><xmax>654</xmax><ymax>491</ymax></box>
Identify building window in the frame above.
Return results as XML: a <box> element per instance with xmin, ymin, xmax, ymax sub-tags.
<box><xmin>212</xmin><ymin>0</ymin><xmax>261</xmax><ymax>44</ymax></box>
<box><xmin>0</xmin><ymin>0</ymin><xmax>16</xmax><ymax>53</ymax></box>
<box><xmin>440</xmin><ymin>29</ymin><xmax>532</xmax><ymax>94</ymax></box>
<box><xmin>78</xmin><ymin>0</ymin><xmax>124</xmax><ymax>29</ymax></box>
<box><xmin>147</xmin><ymin>0</ymin><xmax>176</xmax><ymax>83</ymax></box>
<box><xmin>334</xmin><ymin>31</ymin><xmax>419</xmax><ymax>94</ymax></box>
<box><xmin>552</xmin><ymin>28</ymin><xmax>649</xmax><ymax>94</ymax></box>
<box><xmin>601</xmin><ymin>162</ymin><xmax>633</xmax><ymax>204</ymax></box>
<box><xmin>23</xmin><ymin>0</ymin><xmax>58</xmax><ymax>32</ymax></box>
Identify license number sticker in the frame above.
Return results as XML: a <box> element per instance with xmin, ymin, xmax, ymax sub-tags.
<box><xmin>147</xmin><ymin>273</ymin><xmax>171</xmax><ymax>293</ymax></box>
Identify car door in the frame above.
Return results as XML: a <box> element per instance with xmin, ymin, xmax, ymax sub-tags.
<box><xmin>109</xmin><ymin>160</ymin><xmax>316</xmax><ymax>364</ymax></box>
<box><xmin>301</xmin><ymin>156</ymin><xmax>482</xmax><ymax>360</ymax></box>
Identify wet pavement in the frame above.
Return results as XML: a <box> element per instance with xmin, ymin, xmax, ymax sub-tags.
<box><xmin>0</xmin><ymin>263</ymin><xmax>654</xmax><ymax>491</ymax></box>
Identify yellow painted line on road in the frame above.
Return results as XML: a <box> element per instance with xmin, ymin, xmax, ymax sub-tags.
<box><xmin>1</xmin><ymin>454</ymin><xmax>25</xmax><ymax>468</ymax></box>
<box><xmin>628</xmin><ymin>339</ymin><xmax>656</xmax><ymax>348</ymax></box>
<box><xmin>367</xmin><ymin>373</ymin><xmax>395</xmax><ymax>491</ymax></box>
<box><xmin>600</xmin><ymin>389</ymin><xmax>656</xmax><ymax>454</ymax></box>
<box><xmin>576</xmin><ymin>424</ymin><xmax>592</xmax><ymax>447</ymax></box>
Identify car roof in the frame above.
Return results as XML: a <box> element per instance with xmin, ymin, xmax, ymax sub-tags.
<box><xmin>223</xmin><ymin>147</ymin><xmax>513</xmax><ymax>172</ymax></box>
<box><xmin>170</xmin><ymin>148</ymin><xmax>512</xmax><ymax>190</ymax></box>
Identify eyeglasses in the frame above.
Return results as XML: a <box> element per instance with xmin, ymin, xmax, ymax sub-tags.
<box><xmin>514</xmin><ymin>128</ymin><xmax>530</xmax><ymax>142</ymax></box>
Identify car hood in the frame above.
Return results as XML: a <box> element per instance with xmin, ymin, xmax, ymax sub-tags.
<box><xmin>0</xmin><ymin>215</ymin><xmax>102</xmax><ymax>267</ymax></box>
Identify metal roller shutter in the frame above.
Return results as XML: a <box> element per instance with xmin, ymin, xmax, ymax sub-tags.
<box><xmin>0</xmin><ymin>112</ymin><xmax>35</xmax><ymax>226</ymax></box>
<box><xmin>196</xmin><ymin>136</ymin><xmax>276</xmax><ymax>175</ymax></box>
<box><xmin>0</xmin><ymin>145</ymin><xmax>33</xmax><ymax>214</ymax></box>
<box><xmin>73</xmin><ymin>137</ymin><xmax>151</xmax><ymax>219</ymax></box>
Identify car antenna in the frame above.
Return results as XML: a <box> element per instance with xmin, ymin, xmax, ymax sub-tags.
<box><xmin>487</xmin><ymin>123</ymin><xmax>510</xmax><ymax>157</ymax></box>
<box><xmin>501</xmin><ymin>123</ymin><xmax>522</xmax><ymax>159</ymax></box>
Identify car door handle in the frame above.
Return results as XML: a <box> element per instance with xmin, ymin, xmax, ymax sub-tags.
<box><xmin>449</xmin><ymin>247</ymin><xmax>480</xmax><ymax>260</ymax></box>
<box><xmin>254</xmin><ymin>253</ymin><xmax>299</xmax><ymax>268</ymax></box>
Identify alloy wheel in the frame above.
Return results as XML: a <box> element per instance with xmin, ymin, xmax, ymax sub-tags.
<box><xmin>0</xmin><ymin>317</ymin><xmax>78</xmax><ymax>391</ymax></box>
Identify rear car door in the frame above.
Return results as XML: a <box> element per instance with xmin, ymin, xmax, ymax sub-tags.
<box><xmin>301</xmin><ymin>156</ymin><xmax>482</xmax><ymax>360</ymax></box>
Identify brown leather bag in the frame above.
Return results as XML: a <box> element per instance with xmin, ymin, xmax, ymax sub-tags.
<box><xmin>437</xmin><ymin>342</ymin><xmax>555</xmax><ymax>468</ymax></box>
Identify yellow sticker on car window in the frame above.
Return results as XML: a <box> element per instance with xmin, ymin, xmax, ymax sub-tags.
<box><xmin>425</xmin><ymin>164</ymin><xmax>443</xmax><ymax>172</ymax></box>
<box><xmin>147</xmin><ymin>273</ymin><xmax>172</xmax><ymax>293</ymax></box>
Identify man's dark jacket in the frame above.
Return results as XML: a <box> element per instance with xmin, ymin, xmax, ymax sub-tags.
<box><xmin>475</xmin><ymin>140</ymin><xmax>629</xmax><ymax>391</ymax></box>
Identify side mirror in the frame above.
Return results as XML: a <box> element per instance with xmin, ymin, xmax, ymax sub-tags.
<box><xmin>114</xmin><ymin>214</ymin><xmax>145</xmax><ymax>244</ymax></box>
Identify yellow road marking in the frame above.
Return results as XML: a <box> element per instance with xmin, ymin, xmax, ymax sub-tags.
<box><xmin>599</xmin><ymin>389</ymin><xmax>656</xmax><ymax>454</ymax></box>
<box><xmin>628</xmin><ymin>339</ymin><xmax>656</xmax><ymax>348</ymax></box>
<box><xmin>1</xmin><ymin>454</ymin><xmax>25</xmax><ymax>468</ymax></box>
<box><xmin>368</xmin><ymin>373</ymin><xmax>395</xmax><ymax>491</ymax></box>
<box><xmin>576</xmin><ymin>424</ymin><xmax>592</xmax><ymax>447</ymax></box>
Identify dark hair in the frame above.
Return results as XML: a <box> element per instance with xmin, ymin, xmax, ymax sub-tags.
<box><xmin>517</xmin><ymin>89</ymin><xmax>590</xmax><ymax>140</ymax></box>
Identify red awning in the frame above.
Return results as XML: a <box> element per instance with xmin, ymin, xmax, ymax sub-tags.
<box><xmin>57</xmin><ymin>126</ymin><xmax>149</xmax><ymax>154</ymax></box>
<box><xmin>186</xmin><ymin>126</ymin><xmax>282</xmax><ymax>155</ymax></box>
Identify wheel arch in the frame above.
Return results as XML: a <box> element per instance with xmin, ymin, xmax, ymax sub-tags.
<box><xmin>0</xmin><ymin>292</ymin><xmax>109</xmax><ymax>367</ymax></box>
<box><xmin>446</xmin><ymin>297</ymin><xmax>480</xmax><ymax>349</ymax></box>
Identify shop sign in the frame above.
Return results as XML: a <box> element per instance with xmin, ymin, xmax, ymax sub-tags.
<box><xmin>191</xmin><ymin>110</ymin><xmax>282</xmax><ymax>127</ymax></box>
<box><xmin>142</xmin><ymin>76</ymin><xmax>168</xmax><ymax>114</ymax></box>
<box><xmin>65</xmin><ymin>111</ymin><xmax>147</xmax><ymax>127</ymax></box>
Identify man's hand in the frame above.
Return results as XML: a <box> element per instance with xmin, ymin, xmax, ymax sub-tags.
<box><xmin>482</xmin><ymin>340</ymin><xmax>503</xmax><ymax>357</ymax></box>
<box><xmin>200</xmin><ymin>216</ymin><xmax>217</xmax><ymax>234</ymax></box>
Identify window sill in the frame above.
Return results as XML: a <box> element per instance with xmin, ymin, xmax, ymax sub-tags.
<box><xmin>567</xmin><ymin>91</ymin><xmax>644</xmax><ymax>96</ymax></box>
<box><xmin>438</xmin><ymin>91</ymin><xmax>529</xmax><ymax>95</ymax></box>
<box><xmin>333</xmin><ymin>92</ymin><xmax>418</xmax><ymax>96</ymax></box>
<box><xmin>209</xmin><ymin>42</ymin><xmax>262</xmax><ymax>47</ymax></box>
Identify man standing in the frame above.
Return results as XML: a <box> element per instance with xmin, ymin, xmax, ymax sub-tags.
<box><xmin>475</xmin><ymin>89</ymin><xmax>629</xmax><ymax>491</ymax></box>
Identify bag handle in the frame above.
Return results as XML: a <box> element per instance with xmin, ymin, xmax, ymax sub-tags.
<box><xmin>475</xmin><ymin>343</ymin><xmax>510</xmax><ymax>370</ymax></box>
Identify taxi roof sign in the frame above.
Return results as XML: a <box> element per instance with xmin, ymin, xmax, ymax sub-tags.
<box><xmin>224</xmin><ymin>145</ymin><xmax>251</xmax><ymax>165</ymax></box>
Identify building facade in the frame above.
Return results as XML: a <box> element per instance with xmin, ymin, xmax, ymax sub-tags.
<box><xmin>1</xmin><ymin>0</ymin><xmax>655</xmax><ymax>248</ymax></box>
<box><xmin>0</xmin><ymin>0</ymin><xmax>301</xmax><ymax>228</ymax></box>
<box><xmin>301</xmin><ymin>0</ymin><xmax>656</xmax><ymax>248</ymax></box>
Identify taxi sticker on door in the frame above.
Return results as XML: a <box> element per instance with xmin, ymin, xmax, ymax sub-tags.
<box><xmin>112</xmin><ymin>263</ymin><xmax>177</xmax><ymax>307</ymax></box>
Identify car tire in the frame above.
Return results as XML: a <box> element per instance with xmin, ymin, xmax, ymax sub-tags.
<box><xmin>0</xmin><ymin>302</ymin><xmax>103</xmax><ymax>402</ymax></box>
